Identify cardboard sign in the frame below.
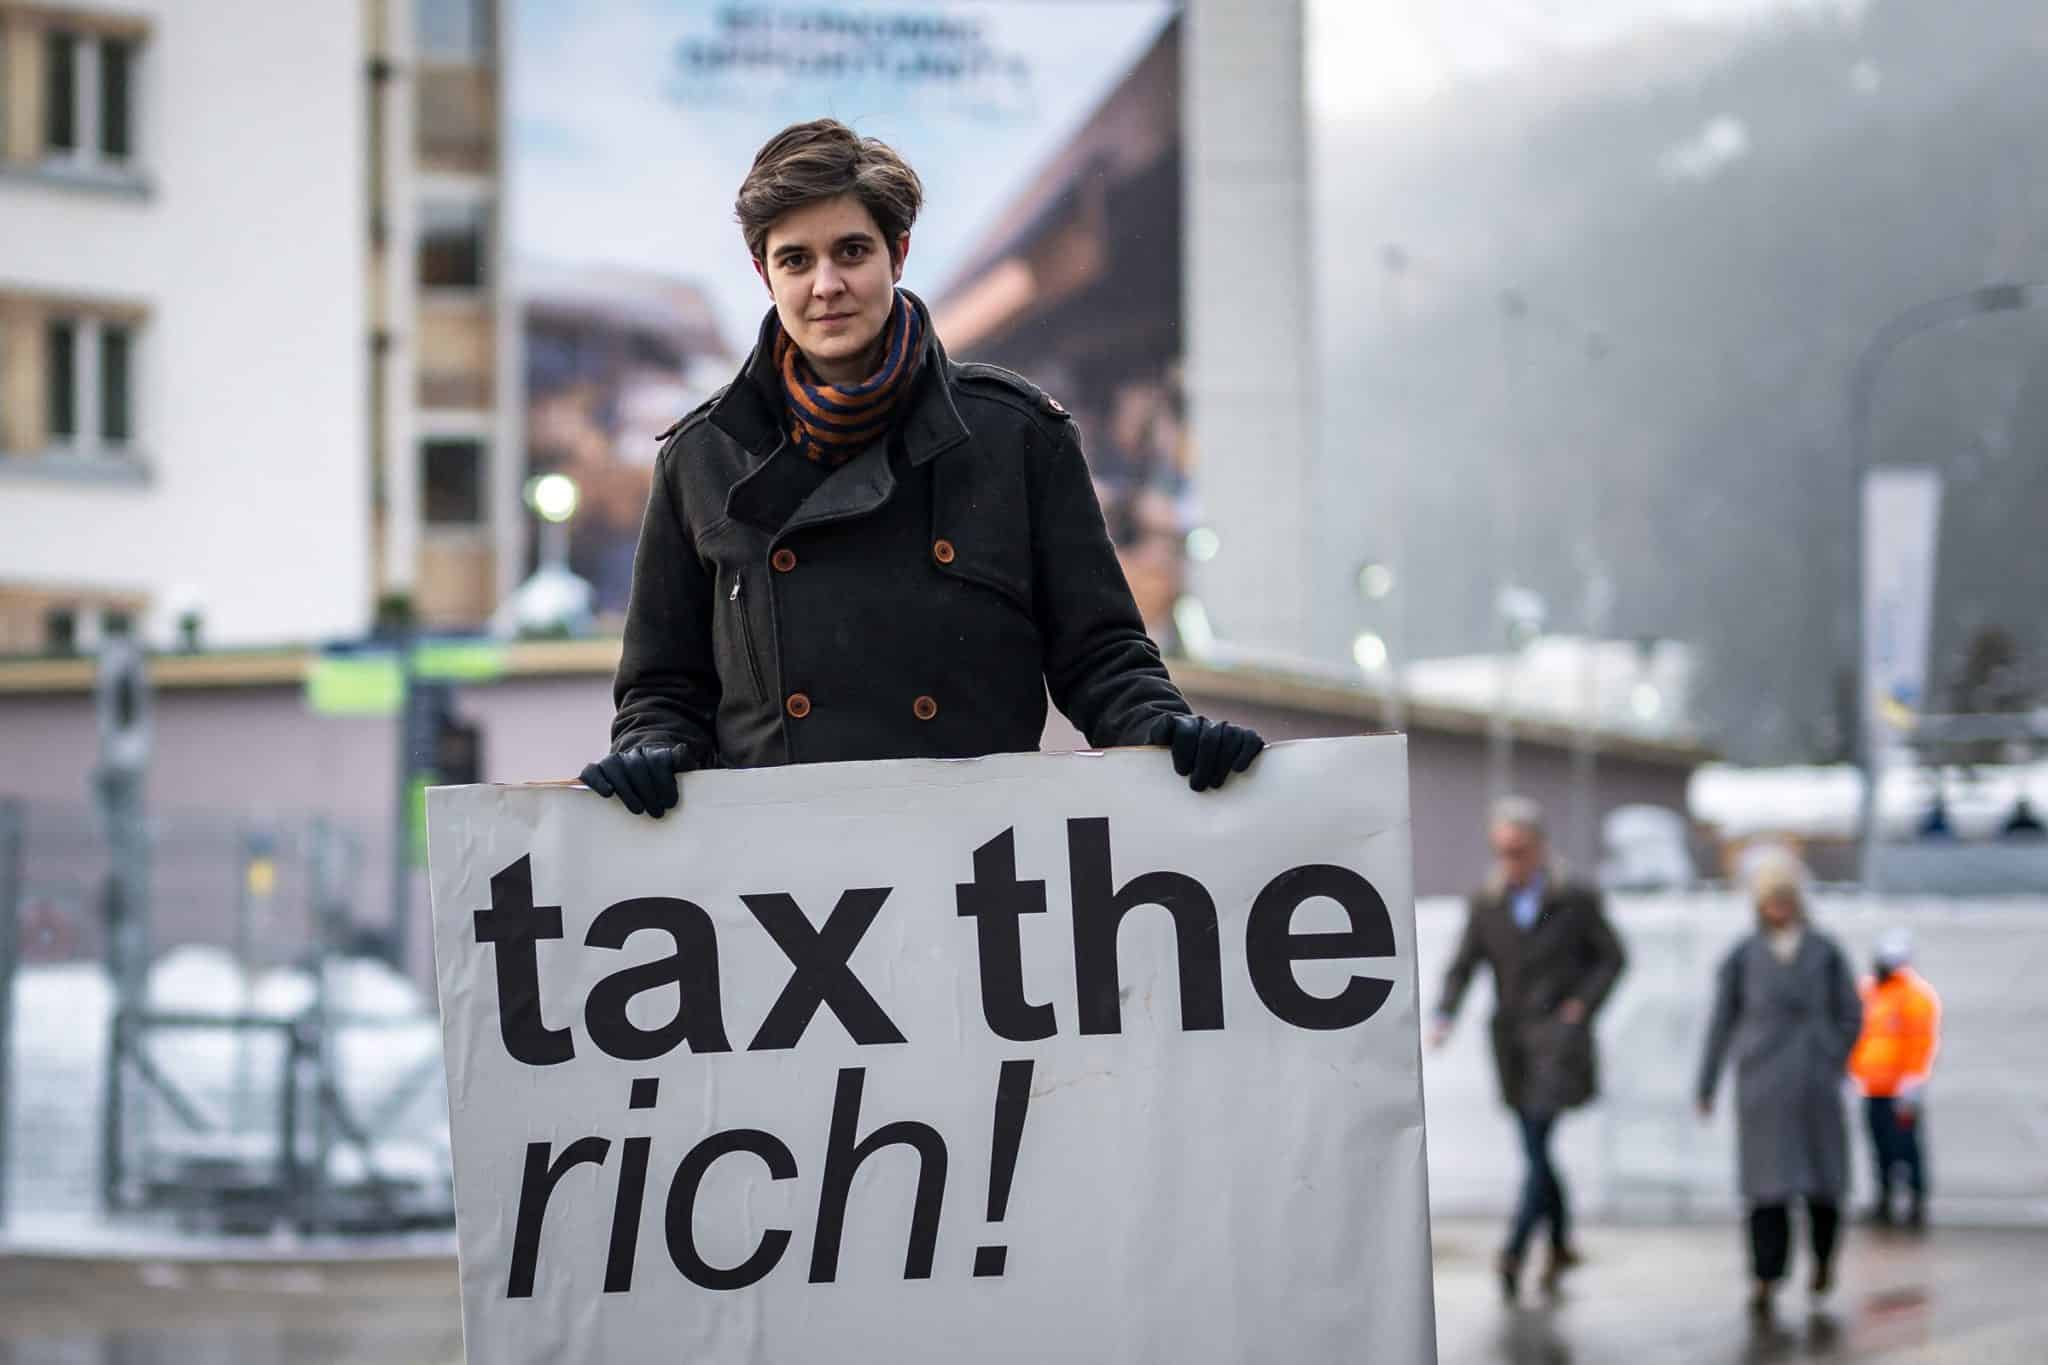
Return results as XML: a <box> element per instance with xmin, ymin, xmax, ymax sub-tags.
<box><xmin>427</xmin><ymin>737</ymin><xmax>1435</xmax><ymax>1362</ymax></box>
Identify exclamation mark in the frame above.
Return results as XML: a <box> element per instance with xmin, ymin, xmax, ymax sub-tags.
<box><xmin>973</xmin><ymin>1059</ymin><xmax>1036</xmax><ymax>1278</ymax></box>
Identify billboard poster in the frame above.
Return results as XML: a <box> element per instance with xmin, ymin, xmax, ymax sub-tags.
<box><xmin>1861</xmin><ymin>466</ymin><xmax>1944</xmax><ymax>758</ymax></box>
<box><xmin>512</xmin><ymin>0</ymin><xmax>1191</xmax><ymax>633</ymax></box>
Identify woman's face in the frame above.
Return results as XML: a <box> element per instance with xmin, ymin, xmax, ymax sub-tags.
<box><xmin>754</xmin><ymin>193</ymin><xmax>908</xmax><ymax>386</ymax></box>
<box><xmin>1757</xmin><ymin>889</ymin><xmax>1801</xmax><ymax>930</ymax></box>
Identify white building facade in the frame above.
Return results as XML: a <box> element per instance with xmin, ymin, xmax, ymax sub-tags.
<box><xmin>0</xmin><ymin>0</ymin><xmax>370</xmax><ymax>650</ymax></box>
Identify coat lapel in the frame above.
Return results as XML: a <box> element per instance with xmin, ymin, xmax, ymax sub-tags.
<box><xmin>782</xmin><ymin>439</ymin><xmax>899</xmax><ymax>535</ymax></box>
<box><xmin>716</xmin><ymin>292</ymin><xmax>967</xmax><ymax>537</ymax></box>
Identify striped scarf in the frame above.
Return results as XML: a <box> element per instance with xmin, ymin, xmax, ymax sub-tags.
<box><xmin>773</xmin><ymin>291</ymin><xmax>923</xmax><ymax>466</ymax></box>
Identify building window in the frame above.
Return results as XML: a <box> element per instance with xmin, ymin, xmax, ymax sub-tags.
<box><xmin>43</xmin><ymin>607</ymin><xmax>78</xmax><ymax>656</ymax></box>
<box><xmin>100</xmin><ymin>36</ymin><xmax>134</xmax><ymax>162</ymax></box>
<box><xmin>418</xmin><ymin>0</ymin><xmax>495</xmax><ymax>63</ymax></box>
<box><xmin>100</xmin><ymin>325</ymin><xmax>132</xmax><ymax>444</ymax></box>
<box><xmin>44</xmin><ymin>31</ymin><xmax>79</xmax><ymax>152</ymax></box>
<box><xmin>423</xmin><ymin>438</ymin><xmax>485</xmax><ymax>525</ymax></box>
<box><xmin>10</xmin><ymin>19</ymin><xmax>146</xmax><ymax>174</ymax></box>
<box><xmin>13</xmin><ymin>308</ymin><xmax>140</xmax><ymax>456</ymax></box>
<box><xmin>46</xmin><ymin>320</ymin><xmax>77</xmax><ymax>440</ymax></box>
<box><xmin>419</xmin><ymin>200</ymin><xmax>488</xmax><ymax>290</ymax></box>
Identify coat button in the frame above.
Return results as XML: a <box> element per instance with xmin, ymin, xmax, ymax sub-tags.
<box><xmin>932</xmin><ymin>538</ymin><xmax>956</xmax><ymax>565</ymax></box>
<box><xmin>771</xmin><ymin>548</ymin><xmax>797</xmax><ymax>573</ymax></box>
<box><xmin>785</xmin><ymin>692</ymin><xmax>811</xmax><ymax>719</ymax></box>
<box><xmin>912</xmin><ymin>695</ymin><xmax>938</xmax><ymax>721</ymax></box>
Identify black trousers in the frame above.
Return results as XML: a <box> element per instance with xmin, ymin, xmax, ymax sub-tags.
<box><xmin>1865</xmin><ymin>1096</ymin><xmax>1927</xmax><ymax>1204</ymax></box>
<box><xmin>1748</xmin><ymin>1199</ymin><xmax>1839</xmax><ymax>1284</ymax></box>
<box><xmin>1505</xmin><ymin>1108</ymin><xmax>1569</xmax><ymax>1259</ymax></box>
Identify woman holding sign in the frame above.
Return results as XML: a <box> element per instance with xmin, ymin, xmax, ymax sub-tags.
<box><xmin>582</xmin><ymin>120</ymin><xmax>1262</xmax><ymax>816</ymax></box>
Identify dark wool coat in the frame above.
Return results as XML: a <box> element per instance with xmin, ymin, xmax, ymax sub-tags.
<box><xmin>1436</xmin><ymin>878</ymin><xmax>1629</xmax><ymax>1113</ymax></box>
<box><xmin>610</xmin><ymin>296</ymin><xmax>1191</xmax><ymax>768</ymax></box>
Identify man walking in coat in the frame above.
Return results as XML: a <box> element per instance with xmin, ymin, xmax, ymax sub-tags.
<box><xmin>1430</xmin><ymin>796</ymin><xmax>1628</xmax><ymax>1303</ymax></box>
<box><xmin>1849</xmin><ymin>929</ymin><xmax>1941</xmax><ymax>1229</ymax></box>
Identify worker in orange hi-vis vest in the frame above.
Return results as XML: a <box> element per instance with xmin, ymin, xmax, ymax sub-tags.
<box><xmin>1848</xmin><ymin>930</ymin><xmax>1942</xmax><ymax>1229</ymax></box>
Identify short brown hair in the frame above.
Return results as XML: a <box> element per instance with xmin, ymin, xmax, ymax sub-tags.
<box><xmin>735</xmin><ymin>119</ymin><xmax>924</xmax><ymax>263</ymax></box>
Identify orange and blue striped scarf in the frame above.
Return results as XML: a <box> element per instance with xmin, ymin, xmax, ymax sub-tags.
<box><xmin>773</xmin><ymin>291</ymin><xmax>923</xmax><ymax>467</ymax></box>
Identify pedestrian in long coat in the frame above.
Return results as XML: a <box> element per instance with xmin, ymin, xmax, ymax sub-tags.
<box><xmin>578</xmin><ymin>119</ymin><xmax>1263</xmax><ymax>815</ymax></box>
<box><xmin>1431</xmin><ymin>796</ymin><xmax>1627</xmax><ymax>1302</ymax></box>
<box><xmin>1696</xmin><ymin>850</ymin><xmax>1863</xmax><ymax>1322</ymax></box>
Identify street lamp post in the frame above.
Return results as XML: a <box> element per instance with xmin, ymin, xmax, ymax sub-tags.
<box><xmin>1489</xmin><ymin>585</ymin><xmax>1546</xmax><ymax>802</ymax></box>
<box><xmin>1488</xmin><ymin>290</ymin><xmax>1531</xmax><ymax>800</ymax></box>
<box><xmin>1378</xmin><ymin>245</ymin><xmax>1412</xmax><ymax>735</ymax></box>
<box><xmin>1355</xmin><ymin>560</ymin><xmax>1399</xmax><ymax>729</ymax></box>
<box><xmin>1570</xmin><ymin>568</ymin><xmax>1616</xmax><ymax>877</ymax></box>
<box><xmin>1848</xmin><ymin>282</ymin><xmax>2046</xmax><ymax>887</ymax></box>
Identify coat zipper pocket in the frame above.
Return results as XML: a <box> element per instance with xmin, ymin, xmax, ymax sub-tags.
<box><xmin>730</xmin><ymin>573</ymin><xmax>768</xmax><ymax>701</ymax></box>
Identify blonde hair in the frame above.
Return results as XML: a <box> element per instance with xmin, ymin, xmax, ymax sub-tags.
<box><xmin>1747</xmin><ymin>846</ymin><xmax>1808</xmax><ymax>907</ymax></box>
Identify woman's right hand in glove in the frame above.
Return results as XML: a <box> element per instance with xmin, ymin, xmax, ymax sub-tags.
<box><xmin>579</xmin><ymin>744</ymin><xmax>696</xmax><ymax>819</ymax></box>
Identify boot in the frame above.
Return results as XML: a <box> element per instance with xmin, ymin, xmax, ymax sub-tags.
<box><xmin>1496</xmin><ymin>1252</ymin><xmax>1521</xmax><ymax>1305</ymax></box>
<box><xmin>1809</xmin><ymin>1260</ymin><xmax>1834</xmax><ymax>1309</ymax></box>
<box><xmin>1540</xmin><ymin>1244</ymin><xmax>1583</xmax><ymax>1296</ymax></box>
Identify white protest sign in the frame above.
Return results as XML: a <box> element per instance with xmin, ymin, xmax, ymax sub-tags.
<box><xmin>427</xmin><ymin>736</ymin><xmax>1435</xmax><ymax>1363</ymax></box>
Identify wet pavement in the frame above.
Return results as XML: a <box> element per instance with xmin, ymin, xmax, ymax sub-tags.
<box><xmin>0</xmin><ymin>1255</ymin><xmax>461</xmax><ymax>1365</ymax></box>
<box><xmin>0</xmin><ymin>1220</ymin><xmax>2043</xmax><ymax>1362</ymax></box>
<box><xmin>1431</xmin><ymin>1219</ymin><xmax>2048</xmax><ymax>1364</ymax></box>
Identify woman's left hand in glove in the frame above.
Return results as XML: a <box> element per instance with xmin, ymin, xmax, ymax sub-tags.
<box><xmin>1149</xmin><ymin>714</ymin><xmax>1265</xmax><ymax>792</ymax></box>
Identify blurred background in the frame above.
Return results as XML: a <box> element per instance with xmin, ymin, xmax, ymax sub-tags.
<box><xmin>0</xmin><ymin>0</ymin><xmax>2043</xmax><ymax>1360</ymax></box>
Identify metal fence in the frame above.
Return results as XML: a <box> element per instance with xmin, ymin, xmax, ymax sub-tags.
<box><xmin>0</xmin><ymin>797</ymin><xmax>451</xmax><ymax>1236</ymax></box>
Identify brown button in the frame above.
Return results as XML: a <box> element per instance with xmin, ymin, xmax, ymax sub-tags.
<box><xmin>785</xmin><ymin>692</ymin><xmax>811</xmax><ymax>719</ymax></box>
<box><xmin>771</xmin><ymin>547</ymin><xmax>797</xmax><ymax>573</ymax></box>
<box><xmin>912</xmin><ymin>695</ymin><xmax>938</xmax><ymax>721</ymax></box>
<box><xmin>932</xmin><ymin>539</ymin><xmax>956</xmax><ymax>565</ymax></box>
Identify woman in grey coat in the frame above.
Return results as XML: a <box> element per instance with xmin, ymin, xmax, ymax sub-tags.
<box><xmin>1696</xmin><ymin>852</ymin><xmax>1864</xmax><ymax>1321</ymax></box>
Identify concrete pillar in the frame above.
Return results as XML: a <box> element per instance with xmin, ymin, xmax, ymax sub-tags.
<box><xmin>1183</xmin><ymin>0</ymin><xmax>1315</xmax><ymax>655</ymax></box>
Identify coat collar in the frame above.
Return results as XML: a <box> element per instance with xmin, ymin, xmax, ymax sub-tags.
<box><xmin>716</xmin><ymin>291</ymin><xmax>970</xmax><ymax>536</ymax></box>
<box><xmin>1488</xmin><ymin>871</ymin><xmax>1568</xmax><ymax>933</ymax></box>
<box><xmin>710</xmin><ymin>289</ymin><xmax>969</xmax><ymax>467</ymax></box>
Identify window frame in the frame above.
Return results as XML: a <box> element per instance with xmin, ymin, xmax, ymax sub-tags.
<box><xmin>23</xmin><ymin>309</ymin><xmax>140</xmax><ymax>460</ymax></box>
<box><xmin>13</xmin><ymin>17</ymin><xmax>147</xmax><ymax>182</ymax></box>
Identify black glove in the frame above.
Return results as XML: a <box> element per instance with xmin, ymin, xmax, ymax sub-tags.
<box><xmin>1149</xmin><ymin>714</ymin><xmax>1264</xmax><ymax>792</ymax></box>
<box><xmin>580</xmin><ymin>744</ymin><xmax>696</xmax><ymax>818</ymax></box>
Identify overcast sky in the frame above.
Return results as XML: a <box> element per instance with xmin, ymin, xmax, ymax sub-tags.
<box><xmin>1306</xmin><ymin>0</ymin><xmax>1868</xmax><ymax>120</ymax></box>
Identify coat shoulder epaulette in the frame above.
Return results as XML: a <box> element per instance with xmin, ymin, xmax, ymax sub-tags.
<box><xmin>954</xmin><ymin>362</ymin><xmax>1073</xmax><ymax>425</ymax></box>
<box><xmin>655</xmin><ymin>386</ymin><xmax>729</xmax><ymax>446</ymax></box>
